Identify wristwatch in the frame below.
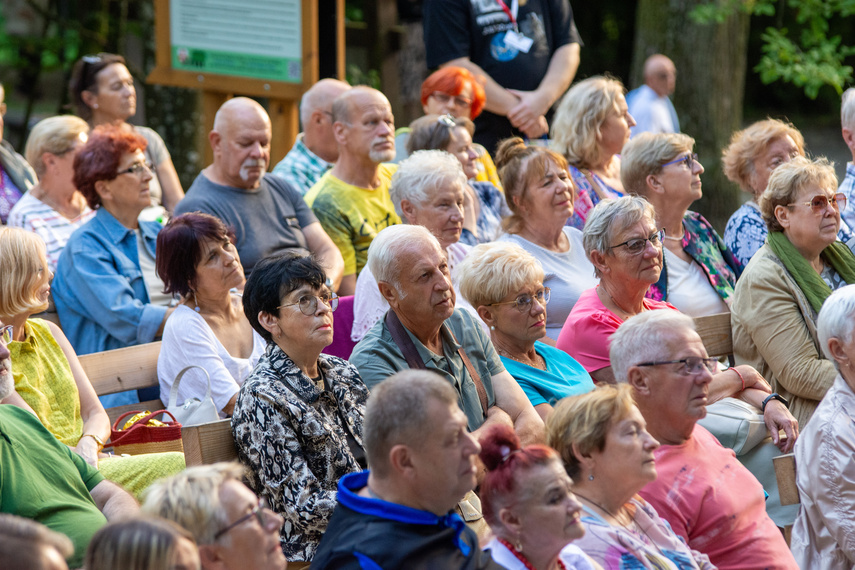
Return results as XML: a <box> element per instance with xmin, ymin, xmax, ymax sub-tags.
<box><xmin>761</xmin><ymin>393</ymin><xmax>789</xmax><ymax>412</ymax></box>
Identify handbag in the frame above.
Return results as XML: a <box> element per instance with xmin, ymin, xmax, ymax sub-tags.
<box><xmin>110</xmin><ymin>410</ymin><xmax>184</xmax><ymax>455</ymax></box>
<box><xmin>697</xmin><ymin>397</ymin><xmax>769</xmax><ymax>455</ymax></box>
<box><xmin>166</xmin><ymin>365</ymin><xmax>220</xmax><ymax>427</ymax></box>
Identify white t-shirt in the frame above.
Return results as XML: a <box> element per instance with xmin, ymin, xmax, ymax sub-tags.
<box><xmin>663</xmin><ymin>247</ymin><xmax>729</xmax><ymax>317</ymax></box>
<box><xmin>498</xmin><ymin>227</ymin><xmax>599</xmax><ymax>340</ymax></box>
<box><xmin>158</xmin><ymin>302</ymin><xmax>266</xmax><ymax>414</ymax></box>
<box><xmin>136</xmin><ymin>229</ymin><xmax>172</xmax><ymax>306</ymax></box>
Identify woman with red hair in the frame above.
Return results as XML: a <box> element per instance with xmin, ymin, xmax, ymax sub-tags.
<box><xmin>396</xmin><ymin>66</ymin><xmax>503</xmax><ymax>191</ymax></box>
<box><xmin>479</xmin><ymin>424</ymin><xmax>600</xmax><ymax>570</ymax></box>
<box><xmin>53</xmin><ymin>125</ymin><xmax>175</xmax><ymax>402</ymax></box>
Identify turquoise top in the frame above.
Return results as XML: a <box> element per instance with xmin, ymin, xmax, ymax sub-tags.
<box><xmin>500</xmin><ymin>340</ymin><xmax>595</xmax><ymax>407</ymax></box>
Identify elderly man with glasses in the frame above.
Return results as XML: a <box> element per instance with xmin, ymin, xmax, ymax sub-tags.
<box><xmin>610</xmin><ymin>310</ymin><xmax>798</xmax><ymax>570</ymax></box>
<box><xmin>143</xmin><ymin>462</ymin><xmax>288</xmax><ymax>570</ymax></box>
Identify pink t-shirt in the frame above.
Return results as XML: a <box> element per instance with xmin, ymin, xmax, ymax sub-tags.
<box><xmin>639</xmin><ymin>425</ymin><xmax>797</xmax><ymax>570</ymax></box>
<box><xmin>556</xmin><ymin>287</ymin><xmax>675</xmax><ymax>373</ymax></box>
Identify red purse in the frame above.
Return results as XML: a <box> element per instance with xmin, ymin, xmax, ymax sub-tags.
<box><xmin>109</xmin><ymin>410</ymin><xmax>184</xmax><ymax>455</ymax></box>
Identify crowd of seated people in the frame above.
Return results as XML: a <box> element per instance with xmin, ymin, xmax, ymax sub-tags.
<box><xmin>5</xmin><ymin>38</ymin><xmax>855</xmax><ymax>569</ymax></box>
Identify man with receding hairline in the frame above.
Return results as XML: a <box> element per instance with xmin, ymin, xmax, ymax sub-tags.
<box><xmin>272</xmin><ymin>78</ymin><xmax>351</xmax><ymax>194</ymax></box>
<box><xmin>626</xmin><ymin>54</ymin><xmax>679</xmax><ymax>136</ymax></box>
<box><xmin>312</xmin><ymin>370</ymin><xmax>503</xmax><ymax>569</ymax></box>
<box><xmin>304</xmin><ymin>86</ymin><xmax>401</xmax><ymax>295</ymax></box>
<box><xmin>176</xmin><ymin>97</ymin><xmax>344</xmax><ymax>283</ymax></box>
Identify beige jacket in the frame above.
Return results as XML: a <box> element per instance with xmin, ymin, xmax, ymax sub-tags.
<box><xmin>731</xmin><ymin>244</ymin><xmax>836</xmax><ymax>427</ymax></box>
<box><xmin>791</xmin><ymin>374</ymin><xmax>855</xmax><ymax>569</ymax></box>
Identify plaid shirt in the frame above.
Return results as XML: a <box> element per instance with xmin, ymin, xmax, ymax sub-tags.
<box><xmin>840</xmin><ymin>162</ymin><xmax>855</xmax><ymax>230</ymax></box>
<box><xmin>271</xmin><ymin>133</ymin><xmax>332</xmax><ymax>195</ymax></box>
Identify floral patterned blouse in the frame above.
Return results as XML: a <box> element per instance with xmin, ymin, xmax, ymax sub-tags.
<box><xmin>231</xmin><ymin>343</ymin><xmax>368</xmax><ymax>563</ymax></box>
<box><xmin>566</xmin><ymin>164</ymin><xmax>625</xmax><ymax>230</ymax></box>
<box><xmin>647</xmin><ymin>211</ymin><xmax>743</xmax><ymax>305</ymax></box>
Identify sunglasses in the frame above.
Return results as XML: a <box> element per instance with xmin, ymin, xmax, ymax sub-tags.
<box><xmin>431</xmin><ymin>91</ymin><xmax>472</xmax><ymax>108</ymax></box>
<box><xmin>662</xmin><ymin>153</ymin><xmax>698</xmax><ymax>169</ymax></box>
<box><xmin>787</xmin><ymin>193</ymin><xmax>846</xmax><ymax>214</ymax></box>
<box><xmin>608</xmin><ymin>229</ymin><xmax>665</xmax><ymax>255</ymax></box>
<box><xmin>636</xmin><ymin>356</ymin><xmax>717</xmax><ymax>376</ymax></box>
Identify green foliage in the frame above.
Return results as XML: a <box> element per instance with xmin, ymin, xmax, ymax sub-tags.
<box><xmin>691</xmin><ymin>0</ymin><xmax>855</xmax><ymax>98</ymax></box>
<box><xmin>346</xmin><ymin>64</ymin><xmax>381</xmax><ymax>90</ymax></box>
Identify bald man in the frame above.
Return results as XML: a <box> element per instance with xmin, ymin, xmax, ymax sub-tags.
<box><xmin>177</xmin><ymin>97</ymin><xmax>344</xmax><ymax>283</ymax></box>
<box><xmin>272</xmin><ymin>78</ymin><xmax>351</xmax><ymax>194</ymax></box>
<box><xmin>626</xmin><ymin>54</ymin><xmax>679</xmax><ymax>136</ymax></box>
<box><xmin>304</xmin><ymin>87</ymin><xmax>401</xmax><ymax>295</ymax></box>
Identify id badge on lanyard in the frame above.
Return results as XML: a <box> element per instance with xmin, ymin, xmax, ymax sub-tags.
<box><xmin>497</xmin><ymin>0</ymin><xmax>533</xmax><ymax>52</ymax></box>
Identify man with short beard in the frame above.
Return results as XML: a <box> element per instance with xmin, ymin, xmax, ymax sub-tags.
<box><xmin>0</xmin><ymin>321</ymin><xmax>139</xmax><ymax>568</ymax></box>
<box><xmin>177</xmin><ymin>97</ymin><xmax>344</xmax><ymax>283</ymax></box>
<box><xmin>304</xmin><ymin>87</ymin><xmax>402</xmax><ymax>295</ymax></box>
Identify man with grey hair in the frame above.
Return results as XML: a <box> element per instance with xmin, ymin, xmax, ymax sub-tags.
<box><xmin>142</xmin><ymin>462</ymin><xmax>287</xmax><ymax>570</ymax></box>
<box><xmin>176</xmin><ymin>96</ymin><xmax>344</xmax><ymax>283</ymax></box>
<box><xmin>272</xmin><ymin>79</ymin><xmax>351</xmax><ymax>194</ymax></box>
<box><xmin>839</xmin><ymin>87</ymin><xmax>855</xmax><ymax>229</ymax></box>
<box><xmin>0</xmin><ymin>318</ymin><xmax>138</xmax><ymax>569</ymax></box>
<box><xmin>609</xmin><ymin>310</ymin><xmax>798</xmax><ymax>569</ymax></box>
<box><xmin>351</xmin><ymin>224</ymin><xmax>543</xmax><ymax>448</ymax></box>
<box><xmin>312</xmin><ymin>370</ymin><xmax>503</xmax><ymax>569</ymax></box>
<box><xmin>626</xmin><ymin>54</ymin><xmax>679</xmax><ymax>136</ymax></box>
<box><xmin>304</xmin><ymin>86</ymin><xmax>401</xmax><ymax>295</ymax></box>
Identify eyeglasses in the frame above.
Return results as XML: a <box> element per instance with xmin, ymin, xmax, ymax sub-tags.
<box><xmin>608</xmin><ymin>229</ymin><xmax>664</xmax><ymax>255</ymax></box>
<box><xmin>0</xmin><ymin>325</ymin><xmax>12</xmax><ymax>344</ymax></box>
<box><xmin>437</xmin><ymin>114</ymin><xmax>457</xmax><ymax>128</ymax></box>
<box><xmin>116</xmin><ymin>161</ymin><xmax>153</xmax><ymax>177</ymax></box>
<box><xmin>787</xmin><ymin>193</ymin><xmax>846</xmax><ymax>213</ymax></box>
<box><xmin>431</xmin><ymin>91</ymin><xmax>472</xmax><ymax>108</ymax></box>
<box><xmin>277</xmin><ymin>292</ymin><xmax>339</xmax><ymax>315</ymax></box>
<box><xmin>214</xmin><ymin>500</ymin><xmax>272</xmax><ymax>540</ymax></box>
<box><xmin>487</xmin><ymin>288</ymin><xmax>551</xmax><ymax>313</ymax></box>
<box><xmin>662</xmin><ymin>153</ymin><xmax>698</xmax><ymax>169</ymax></box>
<box><xmin>636</xmin><ymin>357</ymin><xmax>718</xmax><ymax>375</ymax></box>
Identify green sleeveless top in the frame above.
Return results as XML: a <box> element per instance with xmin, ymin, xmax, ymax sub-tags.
<box><xmin>9</xmin><ymin>319</ymin><xmax>83</xmax><ymax>446</ymax></box>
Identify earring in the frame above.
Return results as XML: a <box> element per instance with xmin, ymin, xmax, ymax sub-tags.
<box><xmin>193</xmin><ymin>292</ymin><xmax>200</xmax><ymax>313</ymax></box>
<box><xmin>588</xmin><ymin>472</ymin><xmax>594</xmax><ymax>481</ymax></box>
<box><xmin>490</xmin><ymin>325</ymin><xmax>495</xmax><ymax>330</ymax></box>
<box><xmin>92</xmin><ymin>103</ymin><xmax>99</xmax><ymax>109</ymax></box>
<box><xmin>515</xmin><ymin>535</ymin><xmax>523</xmax><ymax>553</ymax></box>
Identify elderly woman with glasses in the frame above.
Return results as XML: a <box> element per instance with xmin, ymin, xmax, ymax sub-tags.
<box><xmin>407</xmin><ymin>114</ymin><xmax>510</xmax><ymax>245</ymax></box>
<box><xmin>351</xmin><ymin>149</ymin><xmax>484</xmax><ymax>342</ymax></box>
<box><xmin>732</xmin><ymin>156</ymin><xmax>855</xmax><ymax>427</ymax></box>
<box><xmin>7</xmin><ymin>116</ymin><xmax>93</xmax><ymax>271</ymax></box>
<box><xmin>456</xmin><ymin>242</ymin><xmax>594</xmax><ymax>420</ymax></box>
<box><xmin>52</xmin><ymin>125</ymin><xmax>175</xmax><ymax>368</ymax></box>
<box><xmin>69</xmin><ymin>53</ymin><xmax>184</xmax><ymax>216</ymax></box>
<box><xmin>551</xmin><ymin>76</ymin><xmax>636</xmax><ymax>229</ymax></box>
<box><xmin>494</xmin><ymin>138</ymin><xmax>599</xmax><ymax>340</ymax></box>
<box><xmin>621</xmin><ymin>132</ymin><xmax>742</xmax><ymax>316</ymax></box>
<box><xmin>233</xmin><ymin>251</ymin><xmax>368</xmax><ymax>566</ymax></box>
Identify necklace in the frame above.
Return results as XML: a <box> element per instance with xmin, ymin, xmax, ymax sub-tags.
<box><xmin>663</xmin><ymin>222</ymin><xmax>686</xmax><ymax>242</ymax></box>
<box><xmin>498</xmin><ymin>538</ymin><xmax>566</xmax><ymax>570</ymax></box>
<box><xmin>497</xmin><ymin>347</ymin><xmax>546</xmax><ymax>370</ymax></box>
<box><xmin>574</xmin><ymin>493</ymin><xmax>664</xmax><ymax>554</ymax></box>
<box><xmin>598</xmin><ymin>286</ymin><xmax>636</xmax><ymax>320</ymax></box>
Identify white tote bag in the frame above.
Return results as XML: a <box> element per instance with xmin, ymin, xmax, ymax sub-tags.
<box><xmin>166</xmin><ymin>365</ymin><xmax>220</xmax><ymax>427</ymax></box>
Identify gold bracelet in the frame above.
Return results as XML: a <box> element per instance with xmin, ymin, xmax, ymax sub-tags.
<box><xmin>80</xmin><ymin>433</ymin><xmax>105</xmax><ymax>452</ymax></box>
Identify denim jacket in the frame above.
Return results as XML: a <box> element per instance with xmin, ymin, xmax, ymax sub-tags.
<box><xmin>53</xmin><ymin>208</ymin><xmax>166</xmax><ymax>355</ymax></box>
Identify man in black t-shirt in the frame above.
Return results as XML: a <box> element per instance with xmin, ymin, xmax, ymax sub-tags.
<box><xmin>424</xmin><ymin>0</ymin><xmax>582</xmax><ymax>154</ymax></box>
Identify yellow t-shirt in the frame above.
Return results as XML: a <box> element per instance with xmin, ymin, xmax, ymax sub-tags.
<box><xmin>305</xmin><ymin>163</ymin><xmax>401</xmax><ymax>276</ymax></box>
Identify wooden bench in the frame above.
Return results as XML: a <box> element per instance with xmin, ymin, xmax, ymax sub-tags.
<box><xmin>694</xmin><ymin>312</ymin><xmax>735</xmax><ymax>365</ymax></box>
<box><xmin>773</xmin><ymin>453</ymin><xmax>798</xmax><ymax>544</ymax></box>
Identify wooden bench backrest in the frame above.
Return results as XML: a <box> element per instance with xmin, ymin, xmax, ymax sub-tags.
<box><xmin>79</xmin><ymin>341</ymin><xmax>163</xmax><ymax>424</ymax></box>
<box><xmin>182</xmin><ymin>420</ymin><xmax>238</xmax><ymax>466</ymax></box>
<box><xmin>693</xmin><ymin>312</ymin><xmax>734</xmax><ymax>365</ymax></box>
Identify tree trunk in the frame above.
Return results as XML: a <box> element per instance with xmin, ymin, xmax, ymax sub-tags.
<box><xmin>632</xmin><ymin>0</ymin><xmax>750</xmax><ymax>232</ymax></box>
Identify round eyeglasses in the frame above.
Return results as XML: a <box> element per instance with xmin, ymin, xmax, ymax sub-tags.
<box><xmin>277</xmin><ymin>292</ymin><xmax>339</xmax><ymax>316</ymax></box>
<box><xmin>487</xmin><ymin>288</ymin><xmax>550</xmax><ymax>313</ymax></box>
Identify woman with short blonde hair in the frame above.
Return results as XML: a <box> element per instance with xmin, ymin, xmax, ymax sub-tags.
<box><xmin>551</xmin><ymin>76</ymin><xmax>636</xmax><ymax>228</ymax></box>
<box><xmin>8</xmin><ymin>115</ymin><xmax>94</xmax><ymax>271</ymax></box>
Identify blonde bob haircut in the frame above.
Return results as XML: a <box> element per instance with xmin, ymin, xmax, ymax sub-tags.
<box><xmin>721</xmin><ymin>118</ymin><xmax>805</xmax><ymax>193</ymax></box>
<box><xmin>620</xmin><ymin>132</ymin><xmax>695</xmax><ymax>196</ymax></box>
<box><xmin>495</xmin><ymin>137</ymin><xmax>570</xmax><ymax>235</ymax></box>
<box><xmin>0</xmin><ymin>227</ymin><xmax>50</xmax><ymax>319</ymax></box>
<box><xmin>24</xmin><ymin>115</ymin><xmax>89</xmax><ymax>177</ymax></box>
<box><xmin>759</xmin><ymin>155</ymin><xmax>838</xmax><ymax>233</ymax></box>
<box><xmin>454</xmin><ymin>241</ymin><xmax>544</xmax><ymax>309</ymax></box>
<box><xmin>551</xmin><ymin>76</ymin><xmax>627</xmax><ymax>169</ymax></box>
<box><xmin>546</xmin><ymin>384</ymin><xmax>637</xmax><ymax>480</ymax></box>
<box><xmin>84</xmin><ymin>517</ymin><xmax>195</xmax><ymax>570</ymax></box>
<box><xmin>141</xmin><ymin>462</ymin><xmax>244</xmax><ymax>546</ymax></box>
